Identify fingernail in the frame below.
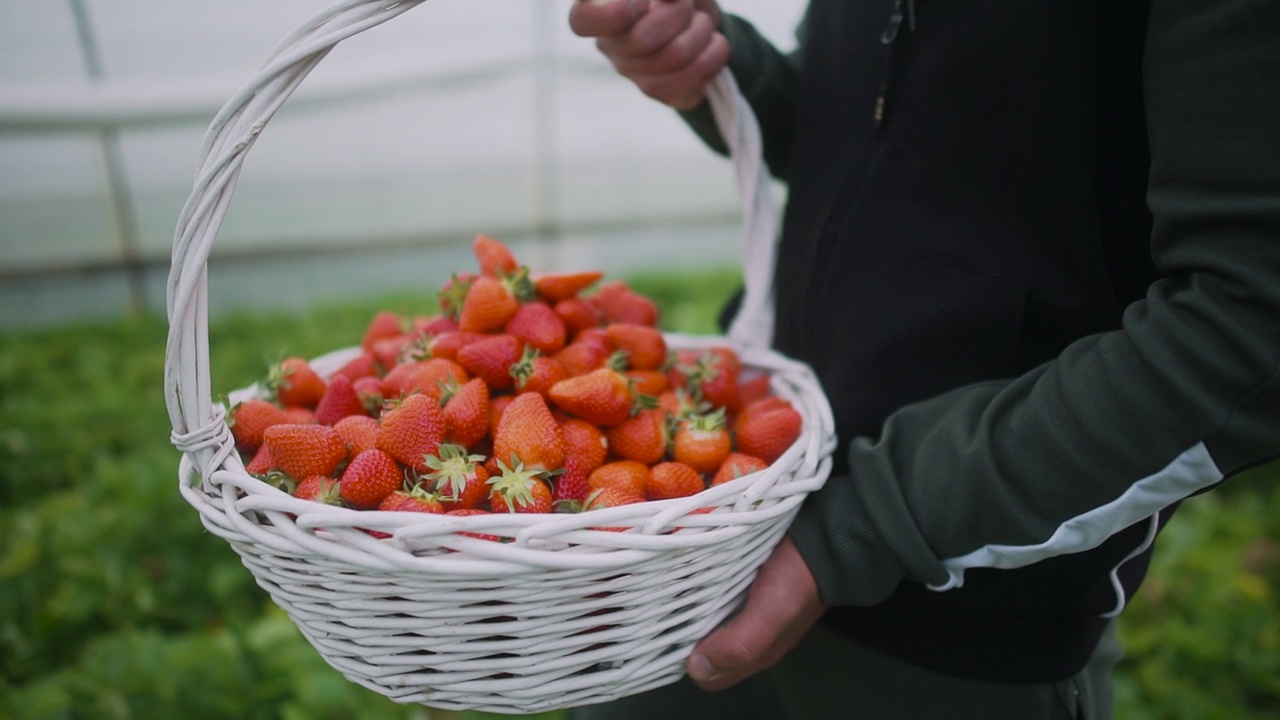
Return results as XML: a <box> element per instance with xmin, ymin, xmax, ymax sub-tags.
<box><xmin>688</xmin><ymin>653</ymin><xmax>720</xmax><ymax>683</ymax></box>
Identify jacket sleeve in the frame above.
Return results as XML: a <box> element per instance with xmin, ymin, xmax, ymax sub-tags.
<box><xmin>678</xmin><ymin>13</ymin><xmax>801</xmax><ymax>180</ymax></box>
<box><xmin>787</xmin><ymin>0</ymin><xmax>1280</xmax><ymax>608</ymax></box>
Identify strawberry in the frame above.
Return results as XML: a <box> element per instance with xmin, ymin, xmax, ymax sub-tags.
<box><xmin>456</xmin><ymin>334</ymin><xmax>523</xmax><ymax>391</ymax></box>
<box><xmin>293</xmin><ymin>475</ymin><xmax>343</xmax><ymax>505</ymax></box>
<box><xmin>339</xmin><ymin>448</ymin><xmax>406</xmax><ymax>510</ymax></box>
<box><xmin>736</xmin><ymin>373</ymin><xmax>773</xmax><ymax>407</ymax></box>
<box><xmin>423</xmin><ymin>443</ymin><xmax>490</xmax><ymax>511</ymax></box>
<box><xmin>412</xmin><ymin>314</ymin><xmax>459</xmax><ymax>337</ymax></box>
<box><xmin>377</xmin><ymin>485</ymin><xmax>445</xmax><ymax>514</ymax></box>
<box><xmin>370</xmin><ymin>334</ymin><xmax>413</xmax><ymax>372</ymax></box>
<box><xmin>229</xmin><ymin>399</ymin><xmax>288</xmax><ymax>452</ymax></box>
<box><xmin>334</xmin><ymin>414</ymin><xmax>380</xmax><ymax>460</ymax></box>
<box><xmin>605</xmin><ymin>408</ymin><xmax>671</xmax><ymax>465</ymax></box>
<box><xmin>625</xmin><ymin>369</ymin><xmax>669</xmax><ymax>398</ymax></box>
<box><xmin>283</xmin><ymin>407</ymin><xmax>316</xmax><ymax>425</ymax></box>
<box><xmin>696</xmin><ymin>347</ymin><xmax>744</xmax><ymax>412</ymax></box>
<box><xmin>438</xmin><ymin>272</ymin><xmax>478</xmax><ymax>320</ymax></box>
<box><xmin>487</xmin><ymin>458</ymin><xmax>554</xmax><ymax>514</ymax></box>
<box><xmin>672</xmin><ymin>408</ymin><xmax>732</xmax><ymax>473</ymax></box>
<box><xmin>352</xmin><ymin>376</ymin><xmax>385</xmax><ymax>415</ymax></box>
<box><xmin>493</xmin><ymin>392</ymin><xmax>566</xmax><ymax>472</ymax></box>
<box><xmin>534</xmin><ymin>270</ymin><xmax>605</xmax><ymax>302</ymax></box>
<box><xmin>381</xmin><ymin>358</ymin><xmax>468</xmax><ymax>402</ymax></box>
<box><xmin>733</xmin><ymin>399</ymin><xmax>803</xmax><ymax>464</ymax></box>
<box><xmin>376</xmin><ymin>393</ymin><xmax>446</xmax><ymax>473</ymax></box>
<box><xmin>314</xmin><ymin>374</ymin><xmax>367</xmax><ymax>426</ymax></box>
<box><xmin>262</xmin><ymin>424</ymin><xmax>347</xmax><ymax>480</ymax></box>
<box><xmin>646</xmin><ymin>461</ymin><xmax>705</xmax><ymax>501</ymax></box>
<box><xmin>587</xmin><ymin>460</ymin><xmax>650</xmax><ymax>498</ymax></box>
<box><xmin>473</xmin><ymin>233</ymin><xmax>520</xmax><ymax>277</ymax></box>
<box><xmin>711</xmin><ymin>452</ymin><xmax>770</xmax><ymax>486</ymax></box>
<box><xmin>554</xmin><ymin>337</ymin><xmax>610</xmax><ymax>377</ymax></box>
<box><xmin>361</xmin><ymin>311</ymin><xmax>405</xmax><ymax>352</ymax></box>
<box><xmin>440</xmin><ymin>377</ymin><xmax>490</xmax><ymax>448</ymax></box>
<box><xmin>459</xmin><ymin>273</ymin><xmax>534</xmax><ymax>333</ymax></box>
<box><xmin>555</xmin><ymin>418</ymin><xmax>608</xmax><ymax>508</ymax></box>
<box><xmin>589</xmin><ymin>280</ymin><xmax>659</xmax><ymax>327</ymax></box>
<box><xmin>584</xmin><ymin>485</ymin><xmax>646</xmax><ymax>511</ymax></box>
<box><xmin>488</xmin><ymin>394</ymin><xmax>515</xmax><ymax>439</ymax></box>
<box><xmin>604</xmin><ymin>324</ymin><xmax>667</xmax><ymax>371</ymax></box>
<box><xmin>427</xmin><ymin>330</ymin><xmax>487</xmax><ymax>361</ymax></box>
<box><xmin>554</xmin><ymin>297</ymin><xmax>602</xmax><ymax>337</ymax></box>
<box><xmin>269</xmin><ymin>357</ymin><xmax>328</xmax><ymax>409</ymax></box>
<box><xmin>548</xmin><ymin>367</ymin><xmax>656</xmax><ymax>428</ymax></box>
<box><xmin>244</xmin><ymin>442</ymin><xmax>276</xmax><ymax>475</ymax></box>
<box><xmin>333</xmin><ymin>350</ymin><xmax>380</xmax><ymax>382</ymax></box>
<box><xmin>445</xmin><ymin>507</ymin><xmax>504</xmax><ymax>542</ymax></box>
<box><xmin>509</xmin><ymin>346</ymin><xmax>568</xmax><ymax>399</ymax></box>
<box><xmin>504</xmin><ymin>301</ymin><xmax>567</xmax><ymax>354</ymax></box>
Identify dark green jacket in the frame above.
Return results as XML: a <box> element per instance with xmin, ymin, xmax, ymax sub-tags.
<box><xmin>686</xmin><ymin>0</ymin><xmax>1280</xmax><ymax>681</ymax></box>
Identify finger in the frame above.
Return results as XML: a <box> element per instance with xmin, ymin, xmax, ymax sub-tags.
<box><xmin>610</xmin><ymin>8</ymin><xmax>716</xmax><ymax>76</ymax></box>
<box><xmin>629</xmin><ymin>32</ymin><xmax>730</xmax><ymax>109</ymax></box>
<box><xmin>568</xmin><ymin>0</ymin><xmax>650</xmax><ymax>39</ymax></box>
<box><xmin>596</xmin><ymin>0</ymin><xmax>695</xmax><ymax>60</ymax></box>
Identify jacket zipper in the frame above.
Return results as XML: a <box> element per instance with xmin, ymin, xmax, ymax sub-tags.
<box><xmin>873</xmin><ymin>0</ymin><xmax>915</xmax><ymax>129</ymax></box>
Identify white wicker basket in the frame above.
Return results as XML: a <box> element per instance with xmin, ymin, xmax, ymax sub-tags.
<box><xmin>164</xmin><ymin>0</ymin><xmax>835</xmax><ymax>714</ymax></box>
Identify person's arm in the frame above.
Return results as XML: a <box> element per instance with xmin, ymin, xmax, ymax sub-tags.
<box><xmin>690</xmin><ymin>0</ymin><xmax>1280</xmax><ymax>689</ymax></box>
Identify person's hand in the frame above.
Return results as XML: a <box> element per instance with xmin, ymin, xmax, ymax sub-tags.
<box><xmin>568</xmin><ymin>0</ymin><xmax>729</xmax><ymax>110</ymax></box>
<box><xmin>686</xmin><ymin>537</ymin><xmax>828</xmax><ymax>691</ymax></box>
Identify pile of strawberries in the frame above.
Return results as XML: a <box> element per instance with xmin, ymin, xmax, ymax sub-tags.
<box><xmin>227</xmin><ymin>234</ymin><xmax>803</xmax><ymax>528</ymax></box>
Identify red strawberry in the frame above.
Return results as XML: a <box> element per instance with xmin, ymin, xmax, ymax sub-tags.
<box><xmin>438</xmin><ymin>272</ymin><xmax>478</xmax><ymax>320</ymax></box>
<box><xmin>282</xmin><ymin>407</ymin><xmax>316</xmax><ymax>425</ymax></box>
<box><xmin>361</xmin><ymin>311</ymin><xmax>405</xmax><ymax>352</ymax></box>
<box><xmin>262</xmin><ymin>424</ymin><xmax>347</xmax><ymax>480</ymax></box>
<box><xmin>352</xmin><ymin>376</ymin><xmax>385</xmax><ymax>415</ymax></box>
<box><xmin>488</xmin><ymin>394</ymin><xmax>515</xmax><ymax>439</ymax></box>
<box><xmin>270</xmin><ymin>357</ymin><xmax>327</xmax><ymax>409</ymax></box>
<box><xmin>314</xmin><ymin>374</ymin><xmax>367</xmax><ymax>426</ymax></box>
<box><xmin>488</xmin><ymin>458</ymin><xmax>554</xmax><ymax>514</ymax></box>
<box><xmin>444</xmin><ymin>508</ymin><xmax>504</xmax><ymax>542</ymax></box>
<box><xmin>554</xmin><ymin>337</ymin><xmax>610</xmax><ymax>377</ymax></box>
<box><xmin>424</xmin><ymin>443</ymin><xmax>490</xmax><ymax>511</ymax></box>
<box><xmin>534</xmin><ymin>270</ymin><xmax>605</xmax><ymax>302</ymax></box>
<box><xmin>587</xmin><ymin>460</ymin><xmax>650</xmax><ymax>498</ymax></box>
<box><xmin>548</xmin><ymin>368</ymin><xmax>655</xmax><ymax>427</ymax></box>
<box><xmin>493</xmin><ymin>393</ymin><xmax>566</xmax><ymax>472</ymax></box>
<box><xmin>229</xmin><ymin>399</ymin><xmax>288</xmax><ymax>453</ymax></box>
<box><xmin>672</xmin><ymin>408</ymin><xmax>732</xmax><ymax>474</ymax></box>
<box><xmin>381</xmin><ymin>358</ymin><xmax>468</xmax><ymax>401</ymax></box>
<box><xmin>427</xmin><ymin>330</ymin><xmax>486</xmax><ymax>361</ymax></box>
<box><xmin>646</xmin><ymin>461</ymin><xmax>705</xmax><ymax>501</ymax></box>
<box><xmin>711</xmin><ymin>452</ymin><xmax>770</xmax><ymax>486</ymax></box>
<box><xmin>555</xmin><ymin>418</ymin><xmax>608</xmax><ymax>508</ymax></box>
<box><xmin>293</xmin><ymin>475</ymin><xmax>343</xmax><ymax>504</ymax></box>
<box><xmin>456</xmin><ymin>334</ymin><xmax>523</xmax><ymax>391</ymax></box>
<box><xmin>733</xmin><ymin>399</ymin><xmax>803</xmax><ymax>464</ymax></box>
<box><xmin>339</xmin><ymin>448</ymin><xmax>406</xmax><ymax>510</ymax></box>
<box><xmin>459</xmin><ymin>275</ymin><xmax>525</xmax><ymax>333</ymax></box>
<box><xmin>376</xmin><ymin>394</ymin><xmax>446</xmax><ymax>473</ymax></box>
<box><xmin>736</xmin><ymin>373</ymin><xmax>773</xmax><ymax>407</ymax></box>
<box><xmin>244</xmin><ymin>442</ymin><xmax>276</xmax><ymax>475</ymax></box>
<box><xmin>554</xmin><ymin>297</ymin><xmax>602</xmax><ymax>337</ymax></box>
<box><xmin>584</xmin><ymin>485</ymin><xmax>646</xmax><ymax>511</ymax></box>
<box><xmin>509</xmin><ymin>346</ymin><xmax>568</xmax><ymax>400</ymax></box>
<box><xmin>440</xmin><ymin>377</ymin><xmax>490</xmax><ymax>448</ymax></box>
<box><xmin>604</xmin><ymin>324</ymin><xmax>667</xmax><ymax>371</ymax></box>
<box><xmin>589</xmin><ymin>280</ymin><xmax>659</xmax><ymax>327</ymax></box>
<box><xmin>504</xmin><ymin>301</ymin><xmax>567</xmax><ymax>354</ymax></box>
<box><xmin>605</xmin><ymin>408</ymin><xmax>671</xmax><ymax>465</ymax></box>
<box><xmin>370</xmin><ymin>334</ymin><xmax>414</xmax><ymax>372</ymax></box>
<box><xmin>412</xmin><ymin>314</ymin><xmax>459</xmax><ymax>338</ymax></box>
<box><xmin>377</xmin><ymin>486</ymin><xmax>445</xmax><ymax>514</ymax></box>
<box><xmin>473</xmin><ymin>233</ymin><xmax>520</xmax><ymax>277</ymax></box>
<box><xmin>333</xmin><ymin>350</ymin><xmax>380</xmax><ymax>382</ymax></box>
<box><xmin>334</xmin><ymin>414</ymin><xmax>380</xmax><ymax>460</ymax></box>
<box><xmin>625</xmin><ymin>369</ymin><xmax>669</xmax><ymax>398</ymax></box>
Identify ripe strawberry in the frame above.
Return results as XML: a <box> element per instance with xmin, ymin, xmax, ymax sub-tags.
<box><xmin>293</xmin><ymin>475</ymin><xmax>343</xmax><ymax>505</ymax></box>
<box><xmin>604</xmin><ymin>324</ymin><xmax>667</xmax><ymax>371</ymax></box>
<box><xmin>333</xmin><ymin>350</ymin><xmax>380</xmax><ymax>382</ymax></box>
<box><xmin>733</xmin><ymin>399</ymin><xmax>803</xmax><ymax>464</ymax></box>
<box><xmin>352</xmin><ymin>377</ymin><xmax>385</xmax><ymax>415</ymax></box>
<box><xmin>505</xmin><ymin>301</ymin><xmax>567</xmax><ymax>354</ymax></box>
<box><xmin>588</xmin><ymin>460</ymin><xmax>650</xmax><ymax>498</ymax></box>
<box><xmin>440</xmin><ymin>377</ymin><xmax>490</xmax><ymax>448</ymax></box>
<box><xmin>283</xmin><ymin>407</ymin><xmax>316</xmax><ymax>425</ymax></box>
<box><xmin>361</xmin><ymin>311</ymin><xmax>405</xmax><ymax>352</ymax></box>
<box><xmin>509</xmin><ymin>346</ymin><xmax>568</xmax><ymax>399</ymax></box>
<box><xmin>554</xmin><ymin>337</ymin><xmax>610</xmax><ymax>377</ymax></box>
<box><xmin>736</xmin><ymin>373</ymin><xmax>773</xmax><ymax>408</ymax></box>
<box><xmin>339</xmin><ymin>448</ymin><xmax>406</xmax><ymax>510</ymax></box>
<box><xmin>459</xmin><ymin>275</ymin><xmax>527</xmax><ymax>333</ymax></box>
<box><xmin>493</xmin><ymin>392</ymin><xmax>566</xmax><ymax>472</ymax></box>
<box><xmin>427</xmin><ymin>330</ymin><xmax>487</xmax><ymax>361</ymax></box>
<box><xmin>473</xmin><ymin>233</ymin><xmax>520</xmax><ymax>277</ymax></box>
<box><xmin>672</xmin><ymin>408</ymin><xmax>732</xmax><ymax>474</ymax></box>
<box><xmin>583</xmin><ymin>484</ymin><xmax>646</xmax><ymax>511</ymax></box>
<box><xmin>229</xmin><ymin>399</ymin><xmax>288</xmax><ymax>453</ymax></box>
<box><xmin>262</xmin><ymin>424</ymin><xmax>347</xmax><ymax>480</ymax></box>
<box><xmin>711</xmin><ymin>452</ymin><xmax>770</xmax><ymax>486</ymax></box>
<box><xmin>487</xmin><ymin>458</ymin><xmax>554</xmax><ymax>514</ymax></box>
<box><xmin>376</xmin><ymin>393</ymin><xmax>446</xmax><ymax>473</ymax></box>
<box><xmin>605</xmin><ymin>408</ymin><xmax>670</xmax><ymax>465</ymax></box>
<box><xmin>412</xmin><ymin>314</ymin><xmax>459</xmax><ymax>338</ymax></box>
<box><xmin>488</xmin><ymin>394</ymin><xmax>515</xmax><ymax>439</ymax></box>
<box><xmin>438</xmin><ymin>272</ymin><xmax>478</xmax><ymax>320</ymax></box>
<box><xmin>456</xmin><ymin>334</ymin><xmax>523</xmax><ymax>391</ymax></box>
<box><xmin>534</xmin><ymin>270</ymin><xmax>605</xmax><ymax>302</ymax></box>
<box><xmin>370</xmin><ymin>334</ymin><xmax>413</xmax><ymax>372</ymax></box>
<box><xmin>377</xmin><ymin>486</ymin><xmax>445</xmax><ymax>514</ymax></box>
<box><xmin>244</xmin><ymin>442</ymin><xmax>276</xmax><ymax>475</ymax></box>
<box><xmin>381</xmin><ymin>358</ymin><xmax>468</xmax><ymax>401</ymax></box>
<box><xmin>269</xmin><ymin>357</ymin><xmax>328</xmax><ymax>409</ymax></box>
<box><xmin>625</xmin><ymin>369</ymin><xmax>669</xmax><ymax>398</ymax></box>
<box><xmin>646</xmin><ymin>461</ymin><xmax>705</xmax><ymax>501</ymax></box>
<box><xmin>549</xmin><ymin>368</ymin><xmax>655</xmax><ymax>427</ymax></box>
<box><xmin>334</xmin><ymin>414</ymin><xmax>380</xmax><ymax>460</ymax></box>
<box><xmin>423</xmin><ymin>443</ymin><xmax>490</xmax><ymax>511</ymax></box>
<box><xmin>314</xmin><ymin>374</ymin><xmax>367</xmax><ymax>426</ymax></box>
<box><xmin>697</xmin><ymin>347</ymin><xmax>744</xmax><ymax>412</ymax></box>
<box><xmin>589</xmin><ymin>280</ymin><xmax>659</xmax><ymax>327</ymax></box>
<box><xmin>555</xmin><ymin>418</ymin><xmax>608</xmax><ymax>507</ymax></box>
<box><xmin>554</xmin><ymin>297</ymin><xmax>602</xmax><ymax>337</ymax></box>
<box><xmin>445</xmin><ymin>508</ymin><xmax>504</xmax><ymax>541</ymax></box>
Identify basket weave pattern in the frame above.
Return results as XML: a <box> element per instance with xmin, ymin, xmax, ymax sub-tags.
<box><xmin>165</xmin><ymin>1</ymin><xmax>835</xmax><ymax>714</ymax></box>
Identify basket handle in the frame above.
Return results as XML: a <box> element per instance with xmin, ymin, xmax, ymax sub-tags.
<box><xmin>163</xmin><ymin>0</ymin><xmax>778</xmax><ymax>473</ymax></box>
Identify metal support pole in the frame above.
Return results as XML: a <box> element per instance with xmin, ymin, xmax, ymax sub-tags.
<box><xmin>530</xmin><ymin>0</ymin><xmax>561</xmax><ymax>269</ymax></box>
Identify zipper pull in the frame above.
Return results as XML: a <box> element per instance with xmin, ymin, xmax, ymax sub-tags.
<box><xmin>881</xmin><ymin>0</ymin><xmax>905</xmax><ymax>44</ymax></box>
